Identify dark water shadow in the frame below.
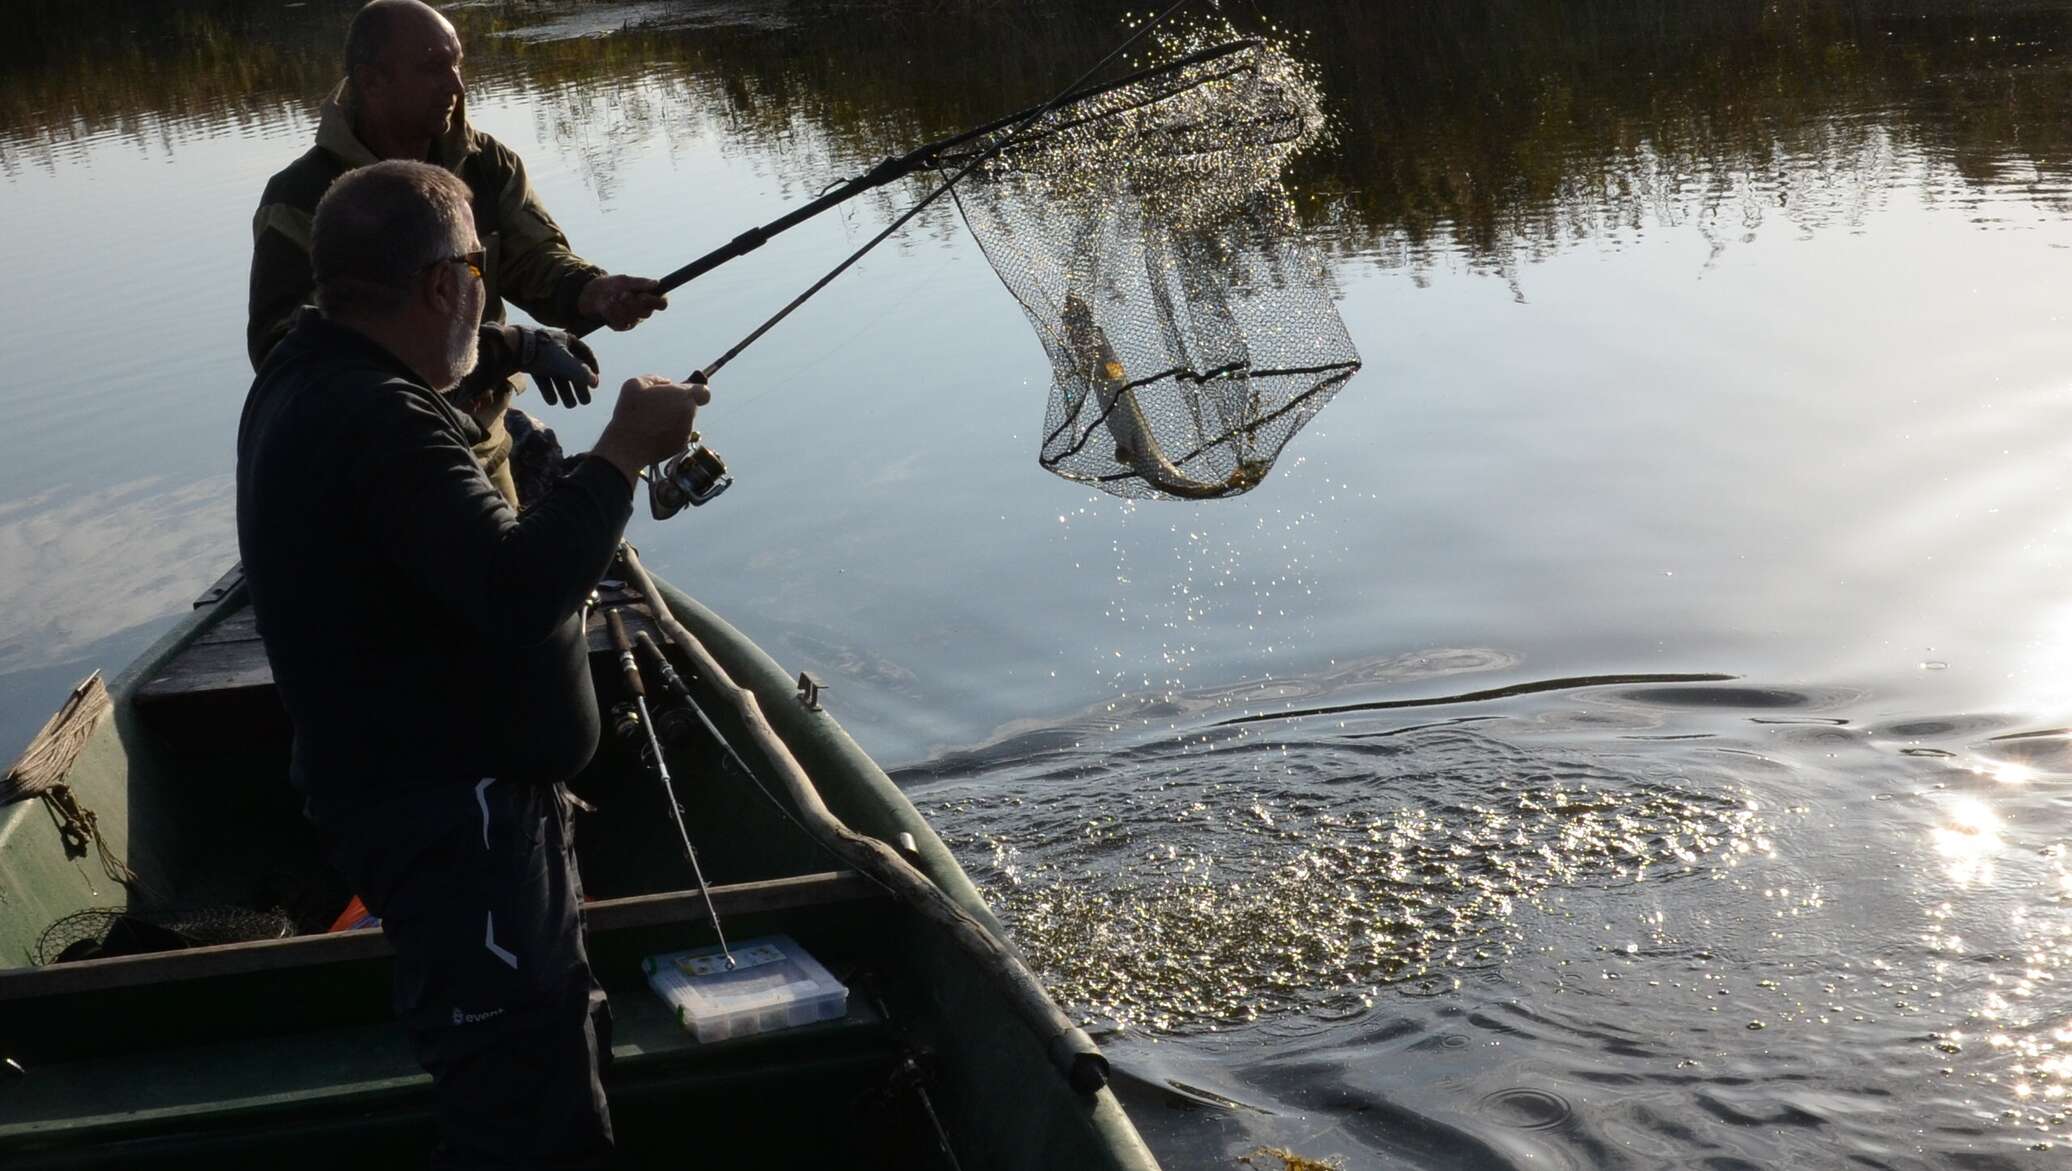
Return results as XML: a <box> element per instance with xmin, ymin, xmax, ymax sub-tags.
<box><xmin>1613</xmin><ymin>685</ymin><xmax>1814</xmax><ymax>709</ymax></box>
<box><xmin>1217</xmin><ymin>673</ymin><xmax>1739</xmax><ymax>727</ymax></box>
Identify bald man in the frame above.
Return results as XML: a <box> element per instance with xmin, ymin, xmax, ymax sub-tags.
<box><xmin>249</xmin><ymin>0</ymin><xmax>668</xmax><ymax>505</ymax></box>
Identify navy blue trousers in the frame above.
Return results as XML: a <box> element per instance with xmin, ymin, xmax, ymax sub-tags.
<box><xmin>329</xmin><ymin>780</ymin><xmax>613</xmax><ymax>1169</ymax></box>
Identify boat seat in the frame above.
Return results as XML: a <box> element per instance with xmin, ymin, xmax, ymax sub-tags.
<box><xmin>127</xmin><ymin>580</ymin><xmax>288</xmax><ymax>758</ymax></box>
<box><xmin>130</xmin><ymin>576</ymin><xmax>670</xmax><ymax>751</ymax></box>
<box><xmin>0</xmin><ymin>874</ymin><xmax>900</xmax><ymax>1163</ymax></box>
<box><xmin>0</xmin><ymin>983</ymin><xmax>896</xmax><ymax>1157</ymax></box>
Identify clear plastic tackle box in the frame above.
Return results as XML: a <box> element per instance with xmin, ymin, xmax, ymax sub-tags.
<box><xmin>642</xmin><ymin>934</ymin><xmax>849</xmax><ymax>1043</ymax></box>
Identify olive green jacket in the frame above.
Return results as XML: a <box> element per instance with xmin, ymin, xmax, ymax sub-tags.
<box><xmin>246</xmin><ymin>83</ymin><xmax>605</xmax><ymax>372</ymax></box>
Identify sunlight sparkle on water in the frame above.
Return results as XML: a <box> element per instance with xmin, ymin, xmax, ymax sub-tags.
<box><xmin>1976</xmin><ymin>758</ymin><xmax>2039</xmax><ymax>785</ymax></box>
<box><xmin>942</xmin><ymin>740</ymin><xmax>1764</xmax><ymax>1033</ymax></box>
<box><xmin>1933</xmin><ymin>796</ymin><xmax>2005</xmax><ymax>888</ymax></box>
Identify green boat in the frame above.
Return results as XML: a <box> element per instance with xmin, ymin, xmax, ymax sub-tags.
<box><xmin>0</xmin><ymin>556</ymin><xmax>1160</xmax><ymax>1169</ymax></box>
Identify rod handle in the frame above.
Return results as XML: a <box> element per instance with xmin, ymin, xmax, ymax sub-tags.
<box><xmin>634</xmin><ymin>630</ymin><xmax>693</xmax><ymax>702</ymax></box>
<box><xmin>606</xmin><ymin>609</ymin><xmax>644</xmax><ymax>697</ymax></box>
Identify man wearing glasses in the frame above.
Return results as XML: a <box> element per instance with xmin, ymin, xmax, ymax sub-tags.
<box><xmin>248</xmin><ymin>0</ymin><xmax>668</xmax><ymax>505</ymax></box>
<box><xmin>238</xmin><ymin>159</ymin><xmax>707</xmax><ymax>1167</ymax></box>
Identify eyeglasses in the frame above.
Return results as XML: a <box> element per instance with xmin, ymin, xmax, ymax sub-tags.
<box><xmin>423</xmin><ymin>249</ymin><xmax>485</xmax><ymax>282</ymax></box>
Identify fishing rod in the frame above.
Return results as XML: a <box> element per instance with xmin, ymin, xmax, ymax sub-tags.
<box><xmin>631</xmin><ymin>629</ymin><xmax>755</xmax><ymax>782</ymax></box>
<box><xmin>643</xmin><ymin>0</ymin><xmax>1208</xmax><ymax>517</ymax></box>
<box><xmin>631</xmin><ymin>626</ymin><xmax>913</xmax><ymax>900</ymax></box>
<box><xmin>615</xmin><ymin>546</ymin><xmax>1111</xmax><ymax>1093</ymax></box>
<box><xmin>606</xmin><ymin>606</ymin><xmax>734</xmax><ymax>968</ymax></box>
<box><xmin>568</xmin><ymin>30</ymin><xmax>1255</xmax><ymax>346</ymax></box>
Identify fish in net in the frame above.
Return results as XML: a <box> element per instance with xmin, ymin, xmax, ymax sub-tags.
<box><xmin>944</xmin><ymin>35</ymin><xmax>1360</xmax><ymax>501</ymax></box>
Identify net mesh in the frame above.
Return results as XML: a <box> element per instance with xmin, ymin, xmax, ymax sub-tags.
<box><xmin>34</xmin><ymin>904</ymin><xmax>296</xmax><ymax>965</ymax></box>
<box><xmin>947</xmin><ymin>37</ymin><xmax>1360</xmax><ymax>501</ymax></box>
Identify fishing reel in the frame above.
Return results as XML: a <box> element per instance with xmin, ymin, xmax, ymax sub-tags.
<box><xmin>609</xmin><ymin>702</ymin><xmax>646</xmax><ymax>752</ymax></box>
<box><xmin>647</xmin><ymin>434</ymin><xmax>732</xmax><ymax>519</ymax></box>
<box><xmin>610</xmin><ymin>700</ymin><xmax>697</xmax><ymax>753</ymax></box>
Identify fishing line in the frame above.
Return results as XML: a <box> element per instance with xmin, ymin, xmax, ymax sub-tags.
<box><xmin>731</xmin><ymin>237</ymin><xmax>970</xmax><ymax>412</ymax></box>
<box><xmin>691</xmin><ymin>0</ymin><xmax>1202</xmax><ymax>381</ymax></box>
<box><xmin>569</xmin><ymin>23</ymin><xmax>1253</xmax><ymax>350</ymax></box>
<box><xmin>643</xmin><ymin>3</ymin><xmax>1360</xmax><ymax>512</ymax></box>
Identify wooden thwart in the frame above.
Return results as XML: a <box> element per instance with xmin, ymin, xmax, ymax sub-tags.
<box><xmin>135</xmin><ymin>639</ymin><xmax>277</xmax><ymax>702</ymax></box>
<box><xmin>139</xmin><ymin>600</ymin><xmax>654</xmax><ymax>702</ymax></box>
<box><xmin>191</xmin><ymin>608</ymin><xmax>261</xmax><ymax>647</ymax></box>
<box><xmin>0</xmin><ymin>870</ymin><xmax>881</xmax><ymax>1001</ymax></box>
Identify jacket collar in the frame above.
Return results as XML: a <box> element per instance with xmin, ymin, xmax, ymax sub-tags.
<box><xmin>316</xmin><ymin>80</ymin><xmax>479</xmax><ymax>172</ymax></box>
<box><xmin>288</xmin><ymin>311</ymin><xmax>485</xmax><ymax>442</ymax></box>
<box><xmin>289</xmin><ymin>311</ymin><xmax>425</xmax><ymax>386</ymax></box>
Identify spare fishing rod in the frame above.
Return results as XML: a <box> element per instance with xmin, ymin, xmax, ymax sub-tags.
<box><xmin>615</xmin><ymin>545</ymin><xmax>1112</xmax><ymax>1093</ymax></box>
<box><xmin>606</xmin><ymin>605</ymin><xmax>734</xmax><ymax>968</ymax></box>
<box><xmin>631</xmin><ymin>627</ymin><xmax>752</xmax><ymax>780</ymax></box>
<box><xmin>627</xmin><ymin>623</ymin><xmax>823</xmax><ymax>850</ymax></box>
<box><xmin>631</xmin><ymin>626</ymin><xmax>902</xmax><ymax>900</ymax></box>
<box><xmin>642</xmin><ymin>0</ymin><xmax>1207</xmax><ymax>518</ymax></box>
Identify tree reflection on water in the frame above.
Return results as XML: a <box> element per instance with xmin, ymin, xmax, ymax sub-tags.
<box><xmin>6</xmin><ymin>0</ymin><xmax>2072</xmax><ymax>264</ymax></box>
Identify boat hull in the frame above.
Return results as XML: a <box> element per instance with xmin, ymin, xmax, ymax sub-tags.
<box><xmin>0</xmin><ymin>567</ymin><xmax>1158</xmax><ymax>1170</ymax></box>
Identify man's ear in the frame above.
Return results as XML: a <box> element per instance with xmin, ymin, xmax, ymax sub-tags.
<box><xmin>419</xmin><ymin>262</ymin><xmax>458</xmax><ymax>317</ymax></box>
<box><xmin>348</xmin><ymin>62</ymin><xmax>384</xmax><ymax>106</ymax></box>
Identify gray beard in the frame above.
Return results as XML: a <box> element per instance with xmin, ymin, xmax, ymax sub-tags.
<box><xmin>434</xmin><ymin>310</ymin><xmax>479</xmax><ymax>393</ymax></box>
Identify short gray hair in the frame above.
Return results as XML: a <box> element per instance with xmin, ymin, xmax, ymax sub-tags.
<box><xmin>312</xmin><ymin>159</ymin><xmax>474</xmax><ymax>318</ymax></box>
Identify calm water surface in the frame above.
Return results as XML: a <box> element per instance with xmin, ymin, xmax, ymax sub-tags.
<box><xmin>4</xmin><ymin>1</ymin><xmax>2072</xmax><ymax>1166</ymax></box>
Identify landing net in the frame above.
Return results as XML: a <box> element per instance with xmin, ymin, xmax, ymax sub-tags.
<box><xmin>35</xmin><ymin>905</ymin><xmax>296</xmax><ymax>965</ymax></box>
<box><xmin>946</xmin><ymin>36</ymin><xmax>1361</xmax><ymax>500</ymax></box>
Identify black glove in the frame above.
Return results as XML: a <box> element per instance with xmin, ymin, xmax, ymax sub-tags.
<box><xmin>474</xmin><ymin>324</ymin><xmax>599</xmax><ymax>408</ymax></box>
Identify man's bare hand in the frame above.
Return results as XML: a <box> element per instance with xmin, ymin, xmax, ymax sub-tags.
<box><xmin>577</xmin><ymin>274</ymin><xmax>668</xmax><ymax>332</ymax></box>
<box><xmin>590</xmin><ymin>375</ymin><xmax>711</xmax><ymax>487</ymax></box>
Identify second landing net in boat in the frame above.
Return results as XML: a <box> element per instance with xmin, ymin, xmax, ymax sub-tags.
<box><xmin>946</xmin><ymin>33</ymin><xmax>1362</xmax><ymax>501</ymax></box>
